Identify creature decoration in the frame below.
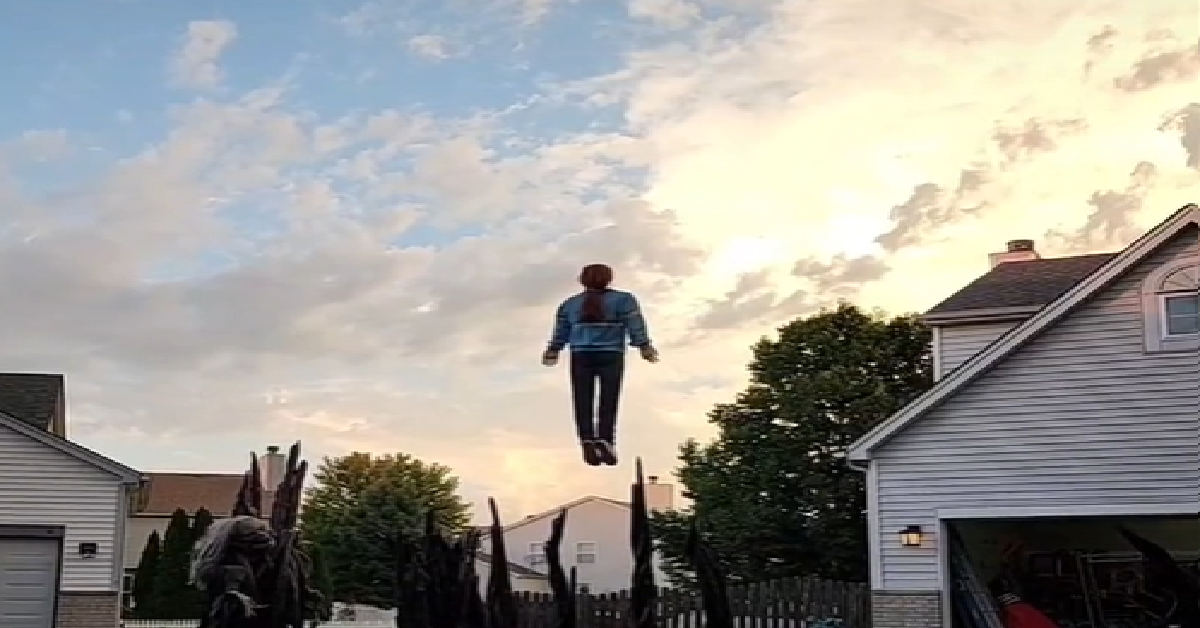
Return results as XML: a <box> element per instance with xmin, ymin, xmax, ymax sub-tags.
<box><xmin>190</xmin><ymin>442</ymin><xmax>320</xmax><ymax>628</ymax></box>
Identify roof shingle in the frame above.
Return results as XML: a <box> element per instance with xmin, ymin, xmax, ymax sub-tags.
<box><xmin>924</xmin><ymin>253</ymin><xmax>1118</xmax><ymax>317</ymax></box>
<box><xmin>136</xmin><ymin>472</ymin><xmax>245</xmax><ymax>516</ymax></box>
<box><xmin>0</xmin><ymin>373</ymin><xmax>64</xmax><ymax>431</ymax></box>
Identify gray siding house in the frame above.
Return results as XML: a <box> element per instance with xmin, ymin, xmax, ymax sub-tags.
<box><xmin>0</xmin><ymin>373</ymin><xmax>143</xmax><ymax>628</ymax></box>
<box><xmin>848</xmin><ymin>206</ymin><xmax>1198</xmax><ymax>628</ymax></box>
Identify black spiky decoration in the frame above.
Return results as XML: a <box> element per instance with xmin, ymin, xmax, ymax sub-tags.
<box><xmin>486</xmin><ymin>498</ymin><xmax>519</xmax><ymax>628</ymax></box>
<box><xmin>686</xmin><ymin>516</ymin><xmax>732</xmax><ymax>628</ymax></box>
<box><xmin>629</xmin><ymin>458</ymin><xmax>657</xmax><ymax>628</ymax></box>
<box><xmin>545</xmin><ymin>509</ymin><xmax>577</xmax><ymax>628</ymax></box>
<box><xmin>266</xmin><ymin>442</ymin><xmax>312</xmax><ymax>628</ymax></box>
<box><xmin>1118</xmin><ymin>526</ymin><xmax>1198</xmax><ymax>628</ymax></box>
<box><xmin>231</xmin><ymin>452</ymin><xmax>263</xmax><ymax>517</ymax></box>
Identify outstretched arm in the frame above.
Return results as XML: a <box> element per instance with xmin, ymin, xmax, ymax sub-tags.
<box><xmin>622</xmin><ymin>293</ymin><xmax>652</xmax><ymax>348</ymax></box>
<box><xmin>547</xmin><ymin>301</ymin><xmax>571</xmax><ymax>352</ymax></box>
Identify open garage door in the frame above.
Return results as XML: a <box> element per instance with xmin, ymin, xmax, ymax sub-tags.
<box><xmin>947</xmin><ymin>514</ymin><xmax>1198</xmax><ymax>628</ymax></box>
<box><xmin>0</xmin><ymin>537</ymin><xmax>60</xmax><ymax>628</ymax></box>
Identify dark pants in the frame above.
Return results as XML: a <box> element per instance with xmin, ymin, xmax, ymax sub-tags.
<box><xmin>569</xmin><ymin>351</ymin><xmax>625</xmax><ymax>442</ymax></box>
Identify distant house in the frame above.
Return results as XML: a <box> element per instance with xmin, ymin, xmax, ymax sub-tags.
<box><xmin>478</xmin><ymin>476</ymin><xmax>676</xmax><ymax>593</ymax></box>
<box><xmin>849</xmin><ymin>206</ymin><xmax>1198</xmax><ymax>628</ymax></box>
<box><xmin>0</xmin><ymin>372</ymin><xmax>143</xmax><ymax>628</ymax></box>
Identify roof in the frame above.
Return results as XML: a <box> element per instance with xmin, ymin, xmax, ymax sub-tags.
<box><xmin>476</xmin><ymin>553</ymin><xmax>547</xmax><ymax>578</ymax></box>
<box><xmin>134</xmin><ymin>472</ymin><xmax>245</xmax><ymax>516</ymax></box>
<box><xmin>924</xmin><ymin>253</ymin><xmax>1119</xmax><ymax>320</ymax></box>
<box><xmin>849</xmin><ymin>204</ymin><xmax>1199</xmax><ymax>461</ymax></box>
<box><xmin>0</xmin><ymin>373</ymin><xmax>63</xmax><ymax>431</ymax></box>
<box><xmin>479</xmin><ymin>495</ymin><xmax>630</xmax><ymax>535</ymax></box>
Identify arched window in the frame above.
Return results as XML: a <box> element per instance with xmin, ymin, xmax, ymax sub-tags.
<box><xmin>1142</xmin><ymin>262</ymin><xmax>1199</xmax><ymax>352</ymax></box>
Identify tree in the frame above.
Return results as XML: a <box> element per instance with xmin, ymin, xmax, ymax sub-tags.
<box><xmin>305</xmin><ymin>540</ymin><xmax>335</xmax><ymax>621</ymax></box>
<box><xmin>131</xmin><ymin>530</ymin><xmax>162</xmax><ymax>618</ymax></box>
<box><xmin>652</xmin><ymin>303</ymin><xmax>932</xmax><ymax>585</ymax></box>
<box><xmin>186</xmin><ymin>507</ymin><xmax>216</xmax><ymax>615</ymax></box>
<box><xmin>301</xmin><ymin>452</ymin><xmax>472</xmax><ymax>607</ymax></box>
<box><xmin>151</xmin><ymin>508</ymin><xmax>197</xmax><ymax>618</ymax></box>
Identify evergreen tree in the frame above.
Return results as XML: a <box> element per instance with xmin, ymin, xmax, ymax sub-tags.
<box><xmin>187</xmin><ymin>507</ymin><xmax>216</xmax><ymax>615</ymax></box>
<box><xmin>652</xmin><ymin>303</ymin><xmax>933</xmax><ymax>585</ymax></box>
<box><xmin>151</xmin><ymin>508</ymin><xmax>197</xmax><ymax>618</ymax></box>
<box><xmin>131</xmin><ymin>530</ymin><xmax>162</xmax><ymax>618</ymax></box>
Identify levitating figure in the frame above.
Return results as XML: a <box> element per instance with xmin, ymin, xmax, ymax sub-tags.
<box><xmin>543</xmin><ymin>263</ymin><xmax>658</xmax><ymax>466</ymax></box>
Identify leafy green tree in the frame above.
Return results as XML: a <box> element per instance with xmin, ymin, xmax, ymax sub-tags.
<box><xmin>301</xmin><ymin>452</ymin><xmax>472</xmax><ymax>607</ymax></box>
<box><xmin>652</xmin><ymin>303</ymin><xmax>932</xmax><ymax>585</ymax></box>
<box><xmin>131</xmin><ymin>530</ymin><xmax>162</xmax><ymax>618</ymax></box>
<box><xmin>151</xmin><ymin>508</ymin><xmax>197</xmax><ymax>618</ymax></box>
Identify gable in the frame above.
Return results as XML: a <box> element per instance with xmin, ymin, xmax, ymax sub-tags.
<box><xmin>0</xmin><ymin>412</ymin><xmax>141</xmax><ymax>482</ymax></box>
<box><xmin>850</xmin><ymin>204</ymin><xmax>1199</xmax><ymax>460</ymax></box>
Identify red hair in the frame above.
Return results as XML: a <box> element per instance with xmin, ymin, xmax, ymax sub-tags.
<box><xmin>579</xmin><ymin>264</ymin><xmax>613</xmax><ymax>323</ymax></box>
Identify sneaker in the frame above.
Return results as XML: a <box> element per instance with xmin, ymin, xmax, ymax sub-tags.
<box><xmin>595</xmin><ymin>440</ymin><xmax>618</xmax><ymax>465</ymax></box>
<box><xmin>580</xmin><ymin>439</ymin><xmax>601</xmax><ymax>466</ymax></box>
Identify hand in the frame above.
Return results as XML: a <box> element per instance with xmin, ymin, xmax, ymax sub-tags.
<box><xmin>638</xmin><ymin>345</ymin><xmax>659</xmax><ymax>363</ymax></box>
<box><xmin>542</xmin><ymin>350</ymin><xmax>560</xmax><ymax>367</ymax></box>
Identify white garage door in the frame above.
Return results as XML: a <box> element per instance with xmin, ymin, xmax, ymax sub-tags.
<box><xmin>0</xmin><ymin>537</ymin><xmax>59</xmax><ymax>628</ymax></box>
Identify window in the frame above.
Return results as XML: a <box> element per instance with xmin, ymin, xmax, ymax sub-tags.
<box><xmin>121</xmin><ymin>570</ymin><xmax>136</xmax><ymax>611</ymax></box>
<box><xmin>1163</xmin><ymin>293</ymin><xmax>1199</xmax><ymax>336</ymax></box>
<box><xmin>576</xmin><ymin>541</ymin><xmax>597</xmax><ymax>564</ymax></box>
<box><xmin>527</xmin><ymin>542</ymin><xmax>546</xmax><ymax>566</ymax></box>
<box><xmin>1142</xmin><ymin>263</ymin><xmax>1199</xmax><ymax>352</ymax></box>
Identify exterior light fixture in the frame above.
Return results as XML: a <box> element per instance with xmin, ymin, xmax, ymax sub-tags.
<box><xmin>899</xmin><ymin>525</ymin><xmax>923</xmax><ymax>548</ymax></box>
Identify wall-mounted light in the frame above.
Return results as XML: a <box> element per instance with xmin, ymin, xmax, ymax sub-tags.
<box><xmin>78</xmin><ymin>542</ymin><xmax>98</xmax><ymax>559</ymax></box>
<box><xmin>898</xmin><ymin>525</ymin><xmax>923</xmax><ymax>548</ymax></box>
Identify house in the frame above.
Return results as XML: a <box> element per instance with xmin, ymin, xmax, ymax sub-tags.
<box><xmin>848</xmin><ymin>206</ymin><xmax>1198</xmax><ymax>628</ymax></box>
<box><xmin>475</xmin><ymin>553</ymin><xmax>551</xmax><ymax>593</ymax></box>
<box><xmin>478</xmin><ymin>476</ymin><xmax>676</xmax><ymax>593</ymax></box>
<box><xmin>0</xmin><ymin>373</ymin><xmax>143</xmax><ymax>628</ymax></box>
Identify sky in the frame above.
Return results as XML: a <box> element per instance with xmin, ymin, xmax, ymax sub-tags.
<box><xmin>1</xmin><ymin>0</ymin><xmax>1197</xmax><ymax>521</ymax></box>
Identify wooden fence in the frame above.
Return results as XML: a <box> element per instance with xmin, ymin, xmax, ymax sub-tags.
<box><xmin>512</xmin><ymin>577</ymin><xmax>870</xmax><ymax>628</ymax></box>
<box><xmin>126</xmin><ymin>576</ymin><xmax>870</xmax><ymax>628</ymax></box>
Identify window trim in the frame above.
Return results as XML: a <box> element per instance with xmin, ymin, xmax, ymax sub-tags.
<box><xmin>1141</xmin><ymin>261</ymin><xmax>1199</xmax><ymax>353</ymax></box>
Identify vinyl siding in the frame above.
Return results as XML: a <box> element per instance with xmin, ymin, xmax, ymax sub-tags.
<box><xmin>936</xmin><ymin>321</ymin><xmax>1020</xmax><ymax>376</ymax></box>
<box><xmin>0</xmin><ymin>423</ymin><xmax>127</xmax><ymax>591</ymax></box>
<box><xmin>872</xmin><ymin>227</ymin><xmax>1199</xmax><ymax>591</ymax></box>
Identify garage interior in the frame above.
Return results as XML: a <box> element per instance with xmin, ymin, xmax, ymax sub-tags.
<box><xmin>947</xmin><ymin>514</ymin><xmax>1199</xmax><ymax>628</ymax></box>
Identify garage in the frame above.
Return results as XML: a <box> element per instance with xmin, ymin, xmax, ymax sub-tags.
<box><xmin>948</xmin><ymin>514</ymin><xmax>1199</xmax><ymax>628</ymax></box>
<box><xmin>0</xmin><ymin>532</ymin><xmax>62</xmax><ymax>628</ymax></box>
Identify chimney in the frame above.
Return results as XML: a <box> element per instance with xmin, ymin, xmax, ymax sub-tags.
<box><xmin>258</xmin><ymin>446</ymin><xmax>286</xmax><ymax>513</ymax></box>
<box><xmin>988</xmin><ymin>239</ymin><xmax>1040</xmax><ymax>267</ymax></box>
<box><xmin>641</xmin><ymin>475</ymin><xmax>674</xmax><ymax>513</ymax></box>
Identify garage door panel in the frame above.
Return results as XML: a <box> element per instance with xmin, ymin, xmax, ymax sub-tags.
<box><xmin>0</xmin><ymin>538</ymin><xmax>59</xmax><ymax>628</ymax></box>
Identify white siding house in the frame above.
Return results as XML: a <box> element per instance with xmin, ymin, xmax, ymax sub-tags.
<box><xmin>479</xmin><ymin>479</ymin><xmax>675</xmax><ymax>594</ymax></box>
<box><xmin>848</xmin><ymin>206</ymin><xmax>1199</xmax><ymax>628</ymax></box>
<box><xmin>0</xmin><ymin>373</ymin><xmax>143</xmax><ymax>628</ymax></box>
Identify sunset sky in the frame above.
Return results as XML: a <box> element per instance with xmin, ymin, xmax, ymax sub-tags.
<box><xmin>1</xmin><ymin>0</ymin><xmax>1196</xmax><ymax>520</ymax></box>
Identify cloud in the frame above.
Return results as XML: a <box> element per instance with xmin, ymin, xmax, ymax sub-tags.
<box><xmin>169</xmin><ymin>20</ymin><xmax>238</xmax><ymax>90</ymax></box>
<box><xmin>407</xmin><ymin>35</ymin><xmax>458</xmax><ymax>60</ymax></box>
<box><xmin>6</xmin><ymin>0</ymin><xmax>1200</xmax><ymax>518</ymax></box>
